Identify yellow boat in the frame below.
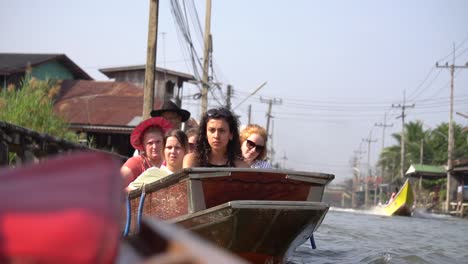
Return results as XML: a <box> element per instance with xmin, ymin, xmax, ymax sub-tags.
<box><xmin>379</xmin><ymin>179</ymin><xmax>414</xmax><ymax>216</ymax></box>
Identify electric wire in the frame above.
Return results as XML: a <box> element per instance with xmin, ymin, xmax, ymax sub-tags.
<box><xmin>436</xmin><ymin>34</ymin><xmax>468</xmax><ymax>63</ymax></box>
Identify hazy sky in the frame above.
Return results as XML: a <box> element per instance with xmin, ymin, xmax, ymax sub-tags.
<box><xmin>2</xmin><ymin>0</ymin><xmax>468</xmax><ymax>182</ymax></box>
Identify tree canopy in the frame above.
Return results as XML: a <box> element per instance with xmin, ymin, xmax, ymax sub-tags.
<box><xmin>377</xmin><ymin>120</ymin><xmax>467</xmax><ymax>183</ymax></box>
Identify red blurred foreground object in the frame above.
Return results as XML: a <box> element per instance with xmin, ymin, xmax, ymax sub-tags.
<box><xmin>0</xmin><ymin>152</ymin><xmax>123</xmax><ymax>264</ymax></box>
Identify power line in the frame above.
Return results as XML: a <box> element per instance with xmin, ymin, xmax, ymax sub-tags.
<box><xmin>436</xmin><ymin>34</ymin><xmax>468</xmax><ymax>63</ymax></box>
<box><xmin>407</xmin><ymin>67</ymin><xmax>442</xmax><ymax>102</ymax></box>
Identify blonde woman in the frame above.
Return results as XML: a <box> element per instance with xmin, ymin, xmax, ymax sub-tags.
<box><xmin>239</xmin><ymin>124</ymin><xmax>272</xmax><ymax>169</ymax></box>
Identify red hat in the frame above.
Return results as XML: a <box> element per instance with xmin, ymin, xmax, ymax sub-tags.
<box><xmin>130</xmin><ymin>117</ymin><xmax>172</xmax><ymax>151</ymax></box>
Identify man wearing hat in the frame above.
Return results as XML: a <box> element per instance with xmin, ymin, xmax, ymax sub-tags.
<box><xmin>151</xmin><ymin>100</ymin><xmax>191</xmax><ymax>130</ymax></box>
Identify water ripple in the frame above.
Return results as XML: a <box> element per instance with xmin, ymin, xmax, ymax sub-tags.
<box><xmin>288</xmin><ymin>210</ymin><xmax>468</xmax><ymax>264</ymax></box>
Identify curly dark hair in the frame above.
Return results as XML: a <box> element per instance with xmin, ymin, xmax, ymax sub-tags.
<box><xmin>196</xmin><ymin>107</ymin><xmax>242</xmax><ymax>167</ymax></box>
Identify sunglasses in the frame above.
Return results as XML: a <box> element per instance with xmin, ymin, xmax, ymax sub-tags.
<box><xmin>188</xmin><ymin>142</ymin><xmax>196</xmax><ymax>150</ymax></box>
<box><xmin>206</xmin><ymin>108</ymin><xmax>232</xmax><ymax>118</ymax></box>
<box><xmin>246</xmin><ymin>139</ymin><xmax>265</xmax><ymax>153</ymax></box>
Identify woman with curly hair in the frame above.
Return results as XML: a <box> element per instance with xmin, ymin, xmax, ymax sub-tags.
<box><xmin>239</xmin><ymin>124</ymin><xmax>272</xmax><ymax>168</ymax></box>
<box><xmin>183</xmin><ymin>107</ymin><xmax>248</xmax><ymax>168</ymax></box>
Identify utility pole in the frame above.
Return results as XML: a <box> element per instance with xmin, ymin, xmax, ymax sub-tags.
<box><xmin>160</xmin><ymin>32</ymin><xmax>166</xmax><ymax>67</ymax></box>
<box><xmin>352</xmin><ymin>149</ymin><xmax>365</xmax><ymax>208</ymax></box>
<box><xmin>375</xmin><ymin>112</ymin><xmax>393</xmax><ymax>182</ymax></box>
<box><xmin>392</xmin><ymin>90</ymin><xmax>415</xmax><ymax>178</ymax></box>
<box><xmin>270</xmin><ymin>119</ymin><xmax>276</xmax><ymax>163</ymax></box>
<box><xmin>260</xmin><ymin>97</ymin><xmax>282</xmax><ymax>140</ymax></box>
<box><xmin>260</xmin><ymin>97</ymin><xmax>282</xmax><ymax>159</ymax></box>
<box><xmin>362</xmin><ymin>135</ymin><xmax>377</xmax><ymax>207</ymax></box>
<box><xmin>436</xmin><ymin>43</ymin><xmax>468</xmax><ymax>212</ymax></box>
<box><xmin>143</xmin><ymin>0</ymin><xmax>160</xmax><ymax>119</ymax></box>
<box><xmin>375</xmin><ymin>112</ymin><xmax>393</xmax><ymax>151</ymax></box>
<box><xmin>225</xmin><ymin>84</ymin><xmax>232</xmax><ymax>110</ymax></box>
<box><xmin>247</xmin><ymin>104</ymin><xmax>252</xmax><ymax>124</ymax></box>
<box><xmin>200</xmin><ymin>0</ymin><xmax>212</xmax><ymax>116</ymax></box>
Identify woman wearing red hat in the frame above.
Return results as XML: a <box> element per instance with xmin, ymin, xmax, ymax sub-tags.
<box><xmin>120</xmin><ymin>117</ymin><xmax>172</xmax><ymax>184</ymax></box>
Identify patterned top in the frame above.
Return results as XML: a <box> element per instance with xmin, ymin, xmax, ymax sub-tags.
<box><xmin>251</xmin><ymin>159</ymin><xmax>273</xmax><ymax>169</ymax></box>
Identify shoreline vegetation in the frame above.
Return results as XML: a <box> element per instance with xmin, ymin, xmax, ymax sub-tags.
<box><xmin>0</xmin><ymin>76</ymin><xmax>77</xmax><ymax>142</ymax></box>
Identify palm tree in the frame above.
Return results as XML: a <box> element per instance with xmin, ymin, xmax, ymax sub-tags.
<box><xmin>378</xmin><ymin>120</ymin><xmax>468</xmax><ymax>182</ymax></box>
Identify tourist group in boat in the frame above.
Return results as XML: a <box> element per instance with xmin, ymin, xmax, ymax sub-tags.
<box><xmin>121</xmin><ymin>100</ymin><xmax>273</xmax><ymax>189</ymax></box>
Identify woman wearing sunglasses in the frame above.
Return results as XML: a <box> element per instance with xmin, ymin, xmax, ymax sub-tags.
<box><xmin>239</xmin><ymin>124</ymin><xmax>272</xmax><ymax>168</ymax></box>
<box><xmin>183</xmin><ymin>107</ymin><xmax>248</xmax><ymax>168</ymax></box>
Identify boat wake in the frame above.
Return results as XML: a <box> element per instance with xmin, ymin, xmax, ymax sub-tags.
<box><xmin>330</xmin><ymin>207</ymin><xmax>387</xmax><ymax>216</ymax></box>
<box><xmin>411</xmin><ymin>208</ymin><xmax>454</xmax><ymax>219</ymax></box>
<box><xmin>331</xmin><ymin>207</ymin><xmax>457</xmax><ymax>219</ymax></box>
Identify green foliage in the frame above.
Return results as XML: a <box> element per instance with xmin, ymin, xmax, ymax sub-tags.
<box><xmin>378</xmin><ymin>120</ymin><xmax>467</xmax><ymax>183</ymax></box>
<box><xmin>0</xmin><ymin>77</ymin><xmax>77</xmax><ymax>141</ymax></box>
<box><xmin>422</xmin><ymin>178</ymin><xmax>446</xmax><ymax>190</ymax></box>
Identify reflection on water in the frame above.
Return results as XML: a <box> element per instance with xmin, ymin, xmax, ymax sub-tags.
<box><xmin>288</xmin><ymin>208</ymin><xmax>468</xmax><ymax>264</ymax></box>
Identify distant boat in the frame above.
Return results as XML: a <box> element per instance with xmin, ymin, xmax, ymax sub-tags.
<box><xmin>124</xmin><ymin>168</ymin><xmax>334</xmax><ymax>264</ymax></box>
<box><xmin>378</xmin><ymin>179</ymin><xmax>414</xmax><ymax>216</ymax></box>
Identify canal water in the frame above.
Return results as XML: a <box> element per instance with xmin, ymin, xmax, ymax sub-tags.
<box><xmin>288</xmin><ymin>208</ymin><xmax>468</xmax><ymax>264</ymax></box>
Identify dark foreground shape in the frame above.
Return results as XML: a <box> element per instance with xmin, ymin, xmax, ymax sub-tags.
<box><xmin>0</xmin><ymin>152</ymin><xmax>246</xmax><ymax>264</ymax></box>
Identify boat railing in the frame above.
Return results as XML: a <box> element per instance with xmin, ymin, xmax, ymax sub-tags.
<box><xmin>0</xmin><ymin>121</ymin><xmax>126</xmax><ymax>167</ymax></box>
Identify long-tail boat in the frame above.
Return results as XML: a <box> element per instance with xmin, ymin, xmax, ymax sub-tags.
<box><xmin>378</xmin><ymin>179</ymin><xmax>414</xmax><ymax>216</ymax></box>
<box><xmin>125</xmin><ymin>168</ymin><xmax>335</xmax><ymax>264</ymax></box>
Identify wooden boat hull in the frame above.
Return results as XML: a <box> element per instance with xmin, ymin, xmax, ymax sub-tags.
<box><xmin>170</xmin><ymin>200</ymin><xmax>329</xmax><ymax>264</ymax></box>
<box><xmin>124</xmin><ymin>168</ymin><xmax>334</xmax><ymax>263</ymax></box>
<box><xmin>126</xmin><ymin>168</ymin><xmax>334</xmax><ymax>234</ymax></box>
<box><xmin>379</xmin><ymin>179</ymin><xmax>414</xmax><ymax>216</ymax></box>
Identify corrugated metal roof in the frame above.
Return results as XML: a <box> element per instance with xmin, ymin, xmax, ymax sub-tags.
<box><xmin>453</xmin><ymin>159</ymin><xmax>468</xmax><ymax>173</ymax></box>
<box><xmin>99</xmin><ymin>64</ymin><xmax>194</xmax><ymax>80</ymax></box>
<box><xmin>0</xmin><ymin>53</ymin><xmax>93</xmax><ymax>80</ymax></box>
<box><xmin>54</xmin><ymin>80</ymin><xmax>162</xmax><ymax>129</ymax></box>
<box><xmin>68</xmin><ymin>124</ymin><xmax>134</xmax><ymax>134</ymax></box>
<box><xmin>406</xmin><ymin>164</ymin><xmax>446</xmax><ymax>179</ymax></box>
